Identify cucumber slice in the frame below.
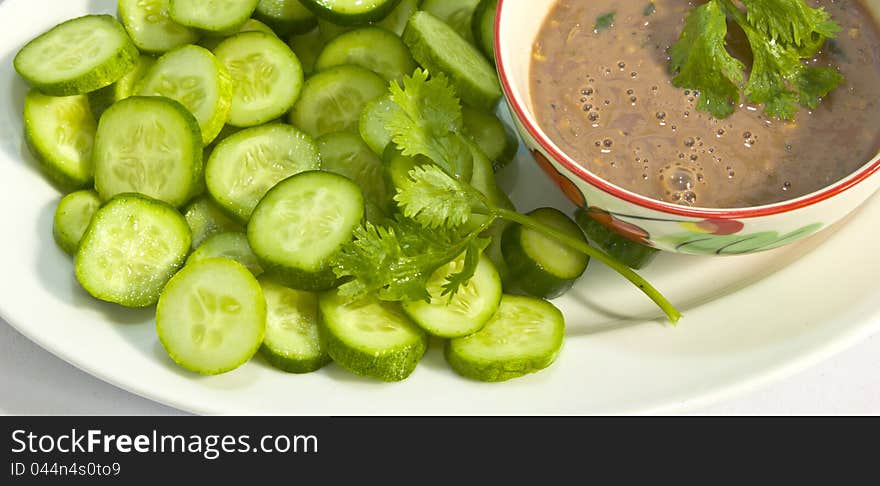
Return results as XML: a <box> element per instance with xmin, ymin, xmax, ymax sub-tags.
<box><xmin>375</xmin><ymin>0</ymin><xmax>420</xmax><ymax>35</ymax></box>
<box><xmin>472</xmin><ymin>0</ymin><xmax>497</xmax><ymax>63</ymax></box>
<box><xmin>259</xmin><ymin>278</ymin><xmax>330</xmax><ymax>373</ymax></box>
<box><xmin>462</xmin><ymin>105</ymin><xmax>517</xmax><ymax>172</ymax></box>
<box><xmin>288</xmin><ymin>27</ymin><xmax>325</xmax><ymax>76</ymax></box>
<box><xmin>318</xmin><ymin>289</ymin><xmax>427</xmax><ymax>382</ymax></box>
<box><xmin>136</xmin><ymin>45</ymin><xmax>233</xmax><ymax>144</ymax></box>
<box><xmin>445</xmin><ymin>295</ymin><xmax>565</xmax><ymax>382</ymax></box>
<box><xmin>76</xmin><ymin>194</ymin><xmax>191</xmax><ymax>308</ymax></box>
<box><xmin>501</xmin><ymin>207</ymin><xmax>590</xmax><ymax>299</ymax></box>
<box><xmin>214</xmin><ymin>32</ymin><xmax>305</xmax><ymax>127</ymax></box>
<box><xmin>255</xmin><ymin>0</ymin><xmax>318</xmax><ymax>36</ymax></box>
<box><xmin>198</xmin><ymin>18</ymin><xmax>278</xmax><ymax>52</ymax></box>
<box><xmin>247</xmin><ymin>171</ymin><xmax>364</xmax><ymax>290</ymax></box>
<box><xmin>89</xmin><ymin>55</ymin><xmax>156</xmax><ymax>120</ymax></box>
<box><xmin>93</xmin><ymin>96</ymin><xmax>203</xmax><ymax>208</ymax></box>
<box><xmin>183</xmin><ymin>196</ymin><xmax>243</xmax><ymax>250</ymax></box>
<box><xmin>359</xmin><ymin>94</ymin><xmax>401</xmax><ymax>156</ymax></box>
<box><xmin>574</xmin><ymin>209</ymin><xmax>659</xmax><ymax>270</ymax></box>
<box><xmin>157</xmin><ymin>258</ymin><xmax>266</xmax><ymax>375</ymax></box>
<box><xmin>317</xmin><ymin>131</ymin><xmax>389</xmax><ymax>222</ymax></box>
<box><xmin>299</xmin><ymin>0</ymin><xmax>404</xmax><ymax>26</ymax></box>
<box><xmin>53</xmin><ymin>190</ymin><xmax>102</xmax><ymax>256</ymax></box>
<box><xmin>169</xmin><ymin>0</ymin><xmax>260</xmax><ymax>34</ymax></box>
<box><xmin>421</xmin><ymin>0</ymin><xmax>480</xmax><ymax>44</ymax></box>
<box><xmin>118</xmin><ymin>0</ymin><xmax>201</xmax><ymax>54</ymax></box>
<box><xmin>403</xmin><ymin>11</ymin><xmax>502</xmax><ymax>110</ymax></box>
<box><xmin>205</xmin><ymin>123</ymin><xmax>321</xmax><ymax>223</ymax></box>
<box><xmin>468</xmin><ymin>139</ymin><xmax>509</xmax><ymax>208</ymax></box>
<box><xmin>14</xmin><ymin>15</ymin><xmax>138</xmax><ymax>96</ymax></box>
<box><xmin>187</xmin><ymin>232</ymin><xmax>264</xmax><ymax>277</ymax></box>
<box><xmin>315</xmin><ymin>27</ymin><xmax>417</xmax><ymax>83</ymax></box>
<box><xmin>402</xmin><ymin>252</ymin><xmax>502</xmax><ymax>338</ymax></box>
<box><xmin>289</xmin><ymin>64</ymin><xmax>387</xmax><ymax>138</ymax></box>
<box><xmin>317</xmin><ymin>19</ymin><xmax>354</xmax><ymax>42</ymax></box>
<box><xmin>23</xmin><ymin>89</ymin><xmax>96</xmax><ymax>190</ymax></box>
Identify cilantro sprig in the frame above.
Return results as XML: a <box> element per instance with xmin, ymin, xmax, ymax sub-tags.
<box><xmin>670</xmin><ymin>0</ymin><xmax>843</xmax><ymax>119</ymax></box>
<box><xmin>332</xmin><ymin>70</ymin><xmax>682</xmax><ymax>323</ymax></box>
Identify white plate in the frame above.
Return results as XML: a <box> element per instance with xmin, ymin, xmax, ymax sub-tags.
<box><xmin>2</xmin><ymin>0</ymin><xmax>879</xmax><ymax>415</ymax></box>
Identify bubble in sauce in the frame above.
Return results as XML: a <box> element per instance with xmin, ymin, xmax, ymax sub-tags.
<box><xmin>684</xmin><ymin>137</ymin><xmax>696</xmax><ymax>147</ymax></box>
<box><xmin>665</xmin><ymin>167</ymin><xmax>695</xmax><ymax>191</ymax></box>
<box><xmin>782</xmin><ymin>181</ymin><xmax>792</xmax><ymax>191</ymax></box>
<box><xmin>683</xmin><ymin>192</ymin><xmax>697</xmax><ymax>205</ymax></box>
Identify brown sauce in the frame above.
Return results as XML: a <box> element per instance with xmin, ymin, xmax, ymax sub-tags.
<box><xmin>530</xmin><ymin>0</ymin><xmax>880</xmax><ymax>208</ymax></box>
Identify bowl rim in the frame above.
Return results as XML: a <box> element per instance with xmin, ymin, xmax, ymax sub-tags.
<box><xmin>494</xmin><ymin>0</ymin><xmax>880</xmax><ymax>219</ymax></box>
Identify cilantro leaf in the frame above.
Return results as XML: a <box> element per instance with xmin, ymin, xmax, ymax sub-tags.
<box><xmin>729</xmin><ymin>1</ymin><xmax>843</xmax><ymax>119</ymax></box>
<box><xmin>594</xmin><ymin>12</ymin><xmax>616</xmax><ymax>33</ymax></box>
<box><xmin>441</xmin><ymin>240</ymin><xmax>490</xmax><ymax>299</ymax></box>
<box><xmin>394</xmin><ymin>164</ymin><xmax>486</xmax><ymax>229</ymax></box>
<box><xmin>387</xmin><ymin>69</ymin><xmax>474</xmax><ymax>181</ymax></box>
<box><xmin>669</xmin><ymin>1</ymin><xmax>745</xmax><ymax>119</ymax></box>
<box><xmin>332</xmin><ymin>217</ymin><xmax>492</xmax><ymax>303</ymax></box>
<box><xmin>671</xmin><ymin>0</ymin><xmax>843</xmax><ymax>120</ymax></box>
<box><xmin>742</xmin><ymin>0</ymin><xmax>840</xmax><ymax>51</ymax></box>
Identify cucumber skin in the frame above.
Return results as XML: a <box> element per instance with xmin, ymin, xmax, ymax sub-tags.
<box><xmin>471</xmin><ymin>0</ymin><xmax>497</xmax><ymax>64</ymax></box>
<box><xmin>299</xmin><ymin>0</ymin><xmax>405</xmax><ymax>27</ymax></box>
<box><xmin>318</xmin><ymin>296</ymin><xmax>428</xmax><ymax>382</ymax></box>
<box><xmin>445</xmin><ymin>295</ymin><xmax>565</xmax><ymax>382</ymax></box>
<box><xmin>403</xmin><ymin>11</ymin><xmax>502</xmax><ymax>111</ymax></box>
<box><xmin>261</xmin><ymin>343</ymin><xmax>332</xmax><ymax>373</ymax></box>
<box><xmin>14</xmin><ymin>15</ymin><xmax>139</xmax><ymax>96</ymax></box>
<box><xmin>501</xmin><ymin>209</ymin><xmax>589</xmax><ymax>299</ymax></box>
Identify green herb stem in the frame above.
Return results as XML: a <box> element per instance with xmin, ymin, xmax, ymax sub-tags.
<box><xmin>493</xmin><ymin>207</ymin><xmax>682</xmax><ymax>324</ymax></box>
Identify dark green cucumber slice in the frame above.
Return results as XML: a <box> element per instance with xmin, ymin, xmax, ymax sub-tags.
<box><xmin>14</xmin><ymin>15</ymin><xmax>138</xmax><ymax>96</ymax></box>
<box><xmin>198</xmin><ymin>18</ymin><xmax>278</xmax><ymax>52</ymax></box>
<box><xmin>259</xmin><ymin>278</ymin><xmax>330</xmax><ymax>373</ymax></box>
<box><xmin>403</xmin><ymin>11</ymin><xmax>502</xmax><ymax>110</ymax></box>
<box><xmin>299</xmin><ymin>0</ymin><xmax>404</xmax><ymax>26</ymax></box>
<box><xmin>445</xmin><ymin>295</ymin><xmax>565</xmax><ymax>382</ymax></box>
<box><xmin>289</xmin><ymin>64</ymin><xmax>387</xmax><ymax>138</ymax></box>
<box><xmin>375</xmin><ymin>0</ymin><xmax>420</xmax><ymax>35</ymax></box>
<box><xmin>318</xmin><ymin>289</ymin><xmax>427</xmax><ymax>382</ymax></box>
<box><xmin>118</xmin><ymin>0</ymin><xmax>201</xmax><ymax>54</ymax></box>
<box><xmin>157</xmin><ymin>258</ymin><xmax>266</xmax><ymax>375</ymax></box>
<box><xmin>421</xmin><ymin>0</ymin><xmax>480</xmax><ymax>44</ymax></box>
<box><xmin>24</xmin><ymin>89</ymin><xmax>97</xmax><ymax>190</ymax></box>
<box><xmin>315</xmin><ymin>27</ymin><xmax>417</xmax><ymax>83</ymax></box>
<box><xmin>317</xmin><ymin>131</ymin><xmax>390</xmax><ymax>222</ymax></box>
<box><xmin>501</xmin><ymin>207</ymin><xmax>590</xmax><ymax>299</ymax></box>
<box><xmin>187</xmin><ymin>232</ymin><xmax>264</xmax><ymax>277</ymax></box>
<box><xmin>247</xmin><ymin>171</ymin><xmax>364</xmax><ymax>291</ymax></box>
<box><xmin>359</xmin><ymin>94</ymin><xmax>402</xmax><ymax>156</ymax></box>
<box><xmin>76</xmin><ymin>194</ymin><xmax>191</xmax><ymax>308</ymax></box>
<box><xmin>135</xmin><ymin>45</ymin><xmax>234</xmax><ymax>144</ymax></box>
<box><xmin>205</xmin><ymin>123</ymin><xmax>321</xmax><ymax>223</ymax></box>
<box><xmin>574</xmin><ymin>209</ymin><xmax>659</xmax><ymax>270</ymax></box>
<box><xmin>255</xmin><ymin>0</ymin><xmax>318</xmax><ymax>35</ymax></box>
<box><xmin>93</xmin><ymin>96</ymin><xmax>203</xmax><ymax>208</ymax></box>
<box><xmin>472</xmin><ymin>0</ymin><xmax>498</xmax><ymax>63</ymax></box>
<box><xmin>462</xmin><ymin>105</ymin><xmax>518</xmax><ymax>172</ymax></box>
<box><xmin>169</xmin><ymin>0</ymin><xmax>260</xmax><ymax>34</ymax></box>
<box><xmin>402</xmin><ymin>252</ymin><xmax>502</xmax><ymax>338</ymax></box>
<box><xmin>214</xmin><ymin>32</ymin><xmax>304</xmax><ymax>127</ymax></box>
<box><xmin>288</xmin><ymin>27</ymin><xmax>326</xmax><ymax>76</ymax></box>
<box><xmin>53</xmin><ymin>190</ymin><xmax>102</xmax><ymax>256</ymax></box>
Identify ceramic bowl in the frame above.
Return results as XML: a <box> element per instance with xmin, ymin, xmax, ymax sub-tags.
<box><xmin>495</xmin><ymin>0</ymin><xmax>880</xmax><ymax>255</ymax></box>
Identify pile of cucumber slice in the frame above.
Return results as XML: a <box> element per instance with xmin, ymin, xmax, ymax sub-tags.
<box><xmin>14</xmin><ymin>0</ymin><xmax>600</xmax><ymax>383</ymax></box>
